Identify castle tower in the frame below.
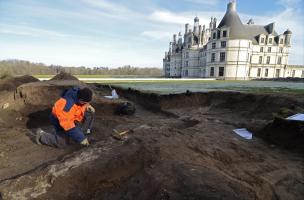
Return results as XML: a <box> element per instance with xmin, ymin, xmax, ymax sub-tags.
<box><xmin>284</xmin><ymin>29</ymin><xmax>292</xmax><ymax>47</ymax></box>
<box><xmin>193</xmin><ymin>16</ymin><xmax>199</xmax><ymax>35</ymax></box>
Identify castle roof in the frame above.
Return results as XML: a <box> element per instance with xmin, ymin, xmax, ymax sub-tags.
<box><xmin>218</xmin><ymin>2</ymin><xmax>279</xmax><ymax>44</ymax></box>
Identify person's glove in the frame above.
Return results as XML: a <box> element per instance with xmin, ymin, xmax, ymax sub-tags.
<box><xmin>80</xmin><ymin>138</ymin><xmax>89</xmax><ymax>146</ymax></box>
<box><xmin>87</xmin><ymin>104</ymin><xmax>95</xmax><ymax>113</ymax></box>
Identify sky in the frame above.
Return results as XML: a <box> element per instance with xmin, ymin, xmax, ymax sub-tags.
<box><xmin>0</xmin><ymin>0</ymin><xmax>303</xmax><ymax>68</ymax></box>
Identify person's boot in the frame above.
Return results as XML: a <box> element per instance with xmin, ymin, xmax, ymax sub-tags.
<box><xmin>35</xmin><ymin>128</ymin><xmax>45</xmax><ymax>145</ymax></box>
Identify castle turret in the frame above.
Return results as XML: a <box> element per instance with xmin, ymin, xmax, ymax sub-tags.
<box><xmin>284</xmin><ymin>29</ymin><xmax>292</xmax><ymax>46</ymax></box>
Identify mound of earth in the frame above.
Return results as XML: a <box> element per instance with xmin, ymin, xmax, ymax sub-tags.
<box><xmin>0</xmin><ymin>75</ymin><xmax>39</xmax><ymax>91</ymax></box>
<box><xmin>50</xmin><ymin>72</ymin><xmax>79</xmax><ymax>81</ymax></box>
<box><xmin>0</xmin><ymin>84</ymin><xmax>304</xmax><ymax>200</ymax></box>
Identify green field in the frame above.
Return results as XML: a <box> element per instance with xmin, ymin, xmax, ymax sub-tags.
<box><xmin>34</xmin><ymin>75</ymin><xmax>161</xmax><ymax>78</ymax></box>
<box><xmin>107</xmin><ymin>81</ymin><xmax>304</xmax><ymax>95</ymax></box>
<box><xmin>33</xmin><ymin>75</ymin><xmax>304</xmax><ymax>96</ymax></box>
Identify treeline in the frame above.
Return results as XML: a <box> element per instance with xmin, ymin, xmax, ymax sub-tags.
<box><xmin>0</xmin><ymin>59</ymin><xmax>163</xmax><ymax>77</ymax></box>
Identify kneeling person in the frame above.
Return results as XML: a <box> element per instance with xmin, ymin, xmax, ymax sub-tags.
<box><xmin>37</xmin><ymin>87</ymin><xmax>95</xmax><ymax>148</ymax></box>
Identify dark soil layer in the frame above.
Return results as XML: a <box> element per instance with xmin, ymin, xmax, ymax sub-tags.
<box><xmin>0</xmin><ymin>82</ymin><xmax>303</xmax><ymax>200</ymax></box>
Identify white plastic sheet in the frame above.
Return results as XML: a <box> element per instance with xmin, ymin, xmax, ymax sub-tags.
<box><xmin>286</xmin><ymin>113</ymin><xmax>304</xmax><ymax>121</ymax></box>
<box><xmin>233</xmin><ymin>128</ymin><xmax>252</xmax><ymax>140</ymax></box>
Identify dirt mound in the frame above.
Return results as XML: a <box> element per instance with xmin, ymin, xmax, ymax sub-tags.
<box><xmin>258</xmin><ymin>107</ymin><xmax>304</xmax><ymax>153</ymax></box>
<box><xmin>0</xmin><ymin>75</ymin><xmax>39</xmax><ymax>91</ymax></box>
<box><xmin>50</xmin><ymin>72</ymin><xmax>78</xmax><ymax>81</ymax></box>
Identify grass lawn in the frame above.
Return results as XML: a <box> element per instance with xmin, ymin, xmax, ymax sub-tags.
<box><xmin>33</xmin><ymin>75</ymin><xmax>304</xmax><ymax>96</ymax></box>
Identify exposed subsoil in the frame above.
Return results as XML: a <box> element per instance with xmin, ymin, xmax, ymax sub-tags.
<box><xmin>0</xmin><ymin>77</ymin><xmax>303</xmax><ymax>200</ymax></box>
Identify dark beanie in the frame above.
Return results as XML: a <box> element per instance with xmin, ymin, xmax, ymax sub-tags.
<box><xmin>77</xmin><ymin>88</ymin><xmax>93</xmax><ymax>102</ymax></box>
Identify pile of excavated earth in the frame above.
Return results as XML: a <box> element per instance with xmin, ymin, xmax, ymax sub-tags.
<box><xmin>0</xmin><ymin>73</ymin><xmax>303</xmax><ymax>200</ymax></box>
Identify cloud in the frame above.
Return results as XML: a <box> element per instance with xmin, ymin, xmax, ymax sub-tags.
<box><xmin>81</xmin><ymin>0</ymin><xmax>130</xmax><ymax>13</ymax></box>
<box><xmin>0</xmin><ymin>24</ymin><xmax>72</xmax><ymax>38</ymax></box>
<box><xmin>149</xmin><ymin>10</ymin><xmax>192</xmax><ymax>24</ymax></box>
<box><xmin>278</xmin><ymin>0</ymin><xmax>302</xmax><ymax>7</ymax></box>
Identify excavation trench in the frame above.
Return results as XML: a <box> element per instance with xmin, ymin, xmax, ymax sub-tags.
<box><xmin>0</xmin><ymin>82</ymin><xmax>303</xmax><ymax>200</ymax></box>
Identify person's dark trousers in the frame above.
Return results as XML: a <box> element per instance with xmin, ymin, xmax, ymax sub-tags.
<box><xmin>78</xmin><ymin>111</ymin><xmax>95</xmax><ymax>134</ymax></box>
<box><xmin>38</xmin><ymin>111</ymin><xmax>95</xmax><ymax>148</ymax></box>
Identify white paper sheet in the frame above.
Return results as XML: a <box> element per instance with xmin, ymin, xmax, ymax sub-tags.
<box><xmin>233</xmin><ymin>128</ymin><xmax>252</xmax><ymax>140</ymax></box>
<box><xmin>286</xmin><ymin>113</ymin><xmax>304</xmax><ymax>121</ymax></box>
<box><xmin>104</xmin><ymin>89</ymin><xmax>119</xmax><ymax>99</ymax></box>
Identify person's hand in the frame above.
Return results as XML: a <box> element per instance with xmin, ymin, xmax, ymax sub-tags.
<box><xmin>87</xmin><ymin>104</ymin><xmax>95</xmax><ymax>113</ymax></box>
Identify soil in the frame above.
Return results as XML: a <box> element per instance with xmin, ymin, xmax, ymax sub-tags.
<box><xmin>50</xmin><ymin>72</ymin><xmax>79</xmax><ymax>81</ymax></box>
<box><xmin>0</xmin><ymin>75</ymin><xmax>39</xmax><ymax>91</ymax></box>
<box><xmin>0</xmin><ymin>79</ymin><xmax>303</xmax><ymax>200</ymax></box>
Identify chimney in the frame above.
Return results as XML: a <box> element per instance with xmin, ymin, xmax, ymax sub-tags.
<box><xmin>209</xmin><ymin>17</ymin><xmax>213</xmax><ymax>29</ymax></box>
<box><xmin>173</xmin><ymin>34</ymin><xmax>177</xmax><ymax>44</ymax></box>
<box><xmin>198</xmin><ymin>25</ymin><xmax>202</xmax><ymax>45</ymax></box>
<box><xmin>199</xmin><ymin>25</ymin><xmax>202</xmax><ymax>34</ymax></box>
<box><xmin>213</xmin><ymin>18</ymin><xmax>217</xmax><ymax>29</ymax></box>
<box><xmin>185</xmin><ymin>24</ymin><xmax>189</xmax><ymax>34</ymax></box>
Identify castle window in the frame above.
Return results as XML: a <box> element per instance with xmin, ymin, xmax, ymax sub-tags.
<box><xmin>212</xmin><ymin>42</ymin><xmax>216</xmax><ymax>49</ymax></box>
<box><xmin>221</xmin><ymin>41</ymin><xmax>226</xmax><ymax>48</ymax></box>
<box><xmin>261</xmin><ymin>37</ymin><xmax>265</xmax><ymax>43</ymax></box>
<box><xmin>280</xmin><ymin>38</ymin><xmax>284</xmax><ymax>44</ymax></box>
<box><xmin>259</xmin><ymin>56</ymin><xmax>263</xmax><ymax>64</ymax></box>
<box><xmin>213</xmin><ymin>32</ymin><xmax>216</xmax><ymax>39</ymax></box>
<box><xmin>223</xmin><ymin>30</ymin><xmax>227</xmax><ymax>37</ymax></box>
<box><xmin>257</xmin><ymin>68</ymin><xmax>261</xmax><ymax>77</ymax></box>
<box><xmin>217</xmin><ymin>30</ymin><xmax>221</xmax><ymax>39</ymax></box>
<box><xmin>266</xmin><ymin>56</ymin><xmax>270</xmax><ymax>64</ymax></box>
<box><xmin>265</xmin><ymin>68</ymin><xmax>269</xmax><ymax>77</ymax></box>
<box><xmin>268</xmin><ymin>47</ymin><xmax>271</xmax><ymax>53</ymax></box>
<box><xmin>260</xmin><ymin>47</ymin><xmax>263</xmax><ymax>52</ymax></box>
<box><xmin>275</xmin><ymin>69</ymin><xmax>280</xmax><ymax>78</ymax></box>
<box><xmin>210</xmin><ymin>67</ymin><xmax>214</xmax><ymax>76</ymax></box>
<box><xmin>211</xmin><ymin>53</ymin><xmax>216</xmax><ymax>62</ymax></box>
<box><xmin>269</xmin><ymin>38</ymin><xmax>273</xmax><ymax>44</ymax></box>
<box><xmin>220</xmin><ymin>52</ymin><xmax>226</xmax><ymax>62</ymax></box>
<box><xmin>277</xmin><ymin>57</ymin><xmax>282</xmax><ymax>64</ymax></box>
<box><xmin>292</xmin><ymin>70</ymin><xmax>295</xmax><ymax>77</ymax></box>
<box><xmin>279</xmin><ymin>47</ymin><xmax>283</xmax><ymax>53</ymax></box>
<box><xmin>219</xmin><ymin>67</ymin><xmax>224</xmax><ymax>76</ymax></box>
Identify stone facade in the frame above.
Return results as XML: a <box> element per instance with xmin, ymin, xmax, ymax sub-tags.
<box><xmin>163</xmin><ymin>1</ymin><xmax>304</xmax><ymax>79</ymax></box>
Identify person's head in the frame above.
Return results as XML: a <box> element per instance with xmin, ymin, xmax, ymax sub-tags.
<box><xmin>77</xmin><ymin>87</ymin><xmax>93</xmax><ymax>104</ymax></box>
